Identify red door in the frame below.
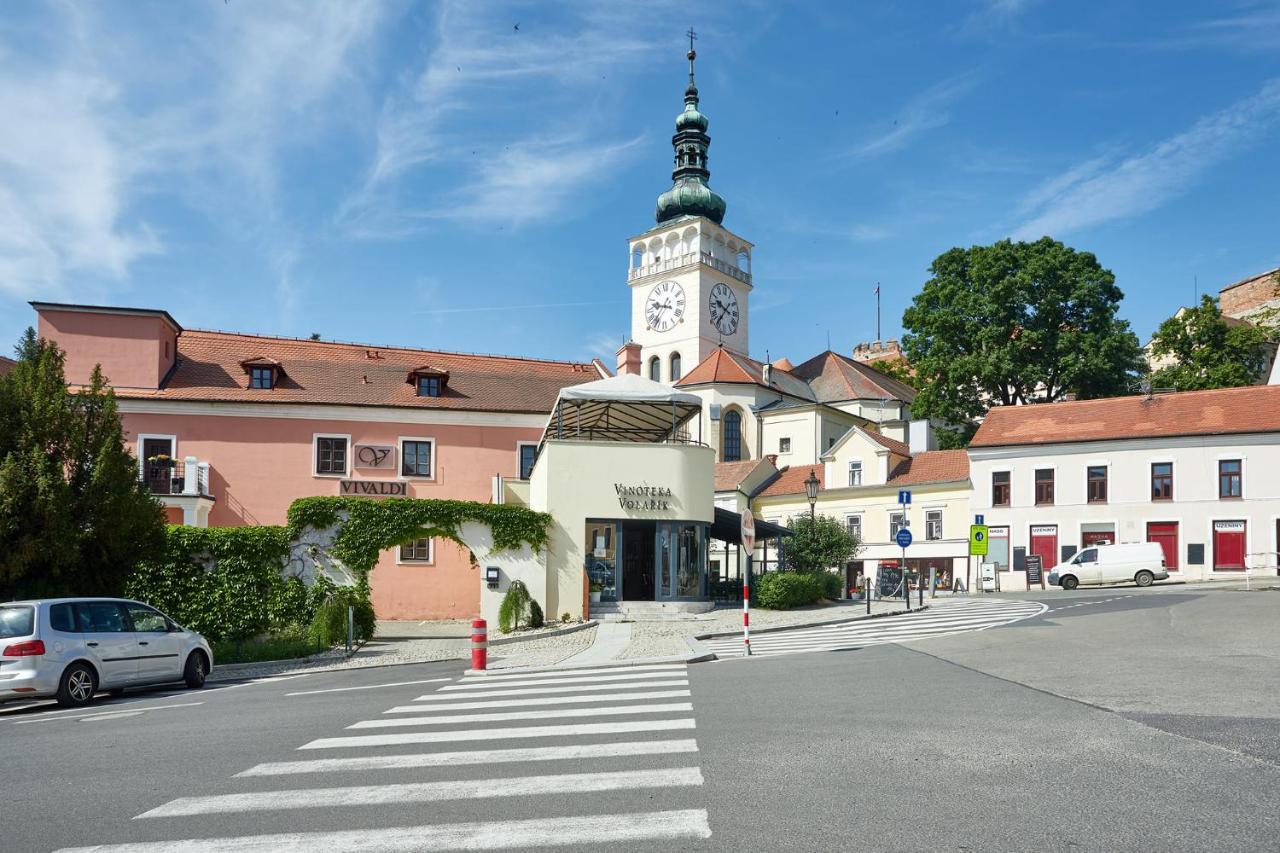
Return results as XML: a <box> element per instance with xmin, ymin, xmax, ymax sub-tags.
<box><xmin>1030</xmin><ymin>525</ymin><xmax>1058</xmax><ymax>568</ymax></box>
<box><xmin>1147</xmin><ymin>522</ymin><xmax>1179</xmax><ymax>571</ymax></box>
<box><xmin>1213</xmin><ymin>521</ymin><xmax>1246</xmax><ymax>570</ymax></box>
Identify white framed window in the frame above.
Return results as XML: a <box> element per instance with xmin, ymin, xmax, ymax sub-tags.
<box><xmin>845</xmin><ymin>514</ymin><xmax>862</xmax><ymax>540</ymax></box>
<box><xmin>779</xmin><ymin>437</ymin><xmax>791</xmax><ymax>454</ymax></box>
<box><xmin>889</xmin><ymin>511</ymin><xmax>906</xmax><ymax>538</ymax></box>
<box><xmin>312</xmin><ymin>433</ymin><xmax>350</xmax><ymax>477</ymax></box>
<box><xmin>848</xmin><ymin>461</ymin><xmax>863</xmax><ymax>487</ymax></box>
<box><xmin>399</xmin><ymin>436</ymin><xmax>436</xmax><ymax>480</ymax></box>
<box><xmin>397</xmin><ymin>537</ymin><xmax>434</xmax><ymax>564</ymax></box>
<box><xmin>926</xmin><ymin>509</ymin><xmax>943</xmax><ymax>540</ymax></box>
<box><xmin>517</xmin><ymin>442</ymin><xmax>539</xmax><ymax>480</ymax></box>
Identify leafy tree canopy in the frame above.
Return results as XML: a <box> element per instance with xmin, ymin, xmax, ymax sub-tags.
<box><xmin>902</xmin><ymin>238</ymin><xmax>1144</xmax><ymax>445</ymax></box>
<box><xmin>781</xmin><ymin>514</ymin><xmax>861</xmax><ymax>572</ymax></box>
<box><xmin>866</xmin><ymin>358</ymin><xmax>918</xmax><ymax>390</ymax></box>
<box><xmin>1149</xmin><ymin>294</ymin><xmax>1276</xmax><ymax>391</ymax></box>
<box><xmin>0</xmin><ymin>329</ymin><xmax>166</xmax><ymax>599</ymax></box>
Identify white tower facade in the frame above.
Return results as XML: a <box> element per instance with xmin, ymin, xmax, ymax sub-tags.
<box><xmin>627</xmin><ymin>218</ymin><xmax>753</xmax><ymax>383</ymax></box>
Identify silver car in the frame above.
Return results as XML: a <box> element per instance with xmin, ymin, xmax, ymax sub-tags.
<box><xmin>0</xmin><ymin>598</ymin><xmax>213</xmax><ymax>707</ymax></box>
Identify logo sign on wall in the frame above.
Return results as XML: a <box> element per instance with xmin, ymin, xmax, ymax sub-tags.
<box><xmin>339</xmin><ymin>479</ymin><xmax>407</xmax><ymax>497</ymax></box>
<box><xmin>354</xmin><ymin>445</ymin><xmax>396</xmax><ymax>470</ymax></box>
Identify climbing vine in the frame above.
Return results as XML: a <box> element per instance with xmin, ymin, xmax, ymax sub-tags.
<box><xmin>287</xmin><ymin>496</ymin><xmax>551</xmax><ymax>576</ymax></box>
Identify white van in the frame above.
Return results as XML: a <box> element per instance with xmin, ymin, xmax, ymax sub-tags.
<box><xmin>1048</xmin><ymin>542</ymin><xmax>1169</xmax><ymax>590</ymax></box>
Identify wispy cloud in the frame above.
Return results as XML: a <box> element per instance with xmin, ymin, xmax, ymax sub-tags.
<box><xmin>340</xmin><ymin>1</ymin><xmax>670</xmax><ymax>236</ymax></box>
<box><xmin>1013</xmin><ymin>79</ymin><xmax>1280</xmax><ymax>239</ymax></box>
<box><xmin>958</xmin><ymin>0</ymin><xmax>1038</xmax><ymax>37</ymax></box>
<box><xmin>844</xmin><ymin>75</ymin><xmax>978</xmax><ymax>160</ymax></box>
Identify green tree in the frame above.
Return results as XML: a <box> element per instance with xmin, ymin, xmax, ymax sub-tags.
<box><xmin>867</xmin><ymin>358</ymin><xmax>918</xmax><ymax>390</ymax></box>
<box><xmin>0</xmin><ymin>329</ymin><xmax>166</xmax><ymax>599</ymax></box>
<box><xmin>781</xmin><ymin>514</ymin><xmax>861</xmax><ymax>573</ymax></box>
<box><xmin>1149</xmin><ymin>295</ymin><xmax>1275</xmax><ymax>391</ymax></box>
<box><xmin>902</xmin><ymin>238</ymin><xmax>1144</xmax><ymax>446</ymax></box>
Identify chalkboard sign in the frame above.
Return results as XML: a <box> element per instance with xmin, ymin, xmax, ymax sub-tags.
<box><xmin>1025</xmin><ymin>554</ymin><xmax>1044</xmax><ymax>589</ymax></box>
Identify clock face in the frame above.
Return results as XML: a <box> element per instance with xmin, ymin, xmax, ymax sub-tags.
<box><xmin>708</xmin><ymin>282</ymin><xmax>739</xmax><ymax>335</ymax></box>
<box><xmin>645</xmin><ymin>280</ymin><xmax>685</xmax><ymax>333</ymax></box>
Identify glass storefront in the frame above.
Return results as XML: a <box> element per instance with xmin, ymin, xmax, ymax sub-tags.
<box><xmin>585</xmin><ymin>519</ymin><xmax>707</xmax><ymax>601</ymax></box>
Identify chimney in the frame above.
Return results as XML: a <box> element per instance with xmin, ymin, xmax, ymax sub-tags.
<box><xmin>908</xmin><ymin>419</ymin><xmax>935</xmax><ymax>455</ymax></box>
<box><xmin>762</xmin><ymin>363</ymin><xmax>772</xmax><ymax>386</ymax></box>
<box><xmin>616</xmin><ymin>341</ymin><xmax>642</xmax><ymax>376</ymax></box>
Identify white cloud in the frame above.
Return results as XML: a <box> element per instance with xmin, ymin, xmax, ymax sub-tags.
<box><xmin>845</xmin><ymin>75</ymin><xmax>977</xmax><ymax>160</ymax></box>
<box><xmin>1013</xmin><ymin>79</ymin><xmax>1280</xmax><ymax>240</ymax></box>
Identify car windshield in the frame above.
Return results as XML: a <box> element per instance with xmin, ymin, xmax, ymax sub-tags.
<box><xmin>0</xmin><ymin>606</ymin><xmax>35</xmax><ymax>639</ymax></box>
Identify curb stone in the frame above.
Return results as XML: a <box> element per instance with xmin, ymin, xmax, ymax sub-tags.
<box><xmin>489</xmin><ymin>620</ymin><xmax>597</xmax><ymax>647</ymax></box>
<box><xmin>693</xmin><ymin>603</ymin><xmax>931</xmax><ymax>641</ymax></box>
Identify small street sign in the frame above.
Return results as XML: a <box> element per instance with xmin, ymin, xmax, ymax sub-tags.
<box><xmin>898</xmin><ymin>489</ymin><xmax>911</xmax><ymax>506</ymax></box>
<box><xmin>741</xmin><ymin>510</ymin><xmax>756</xmax><ymax>553</ymax></box>
<box><xmin>895</xmin><ymin>527</ymin><xmax>913</xmax><ymax>549</ymax></box>
<box><xmin>974</xmin><ymin>514</ymin><xmax>985</xmax><ymax>525</ymax></box>
<box><xmin>969</xmin><ymin>524</ymin><xmax>989</xmax><ymax>556</ymax></box>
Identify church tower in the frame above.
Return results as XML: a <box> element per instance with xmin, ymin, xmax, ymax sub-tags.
<box><xmin>626</xmin><ymin>38</ymin><xmax>753</xmax><ymax>384</ymax></box>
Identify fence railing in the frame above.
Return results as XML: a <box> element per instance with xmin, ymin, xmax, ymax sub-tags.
<box><xmin>141</xmin><ymin>458</ymin><xmax>212</xmax><ymax>498</ymax></box>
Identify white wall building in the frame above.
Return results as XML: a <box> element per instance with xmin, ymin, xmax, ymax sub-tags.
<box><xmin>968</xmin><ymin>385</ymin><xmax>1280</xmax><ymax>585</ymax></box>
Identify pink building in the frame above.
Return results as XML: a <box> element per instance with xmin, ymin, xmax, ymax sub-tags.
<box><xmin>32</xmin><ymin>302</ymin><xmax>607</xmax><ymax>620</ymax></box>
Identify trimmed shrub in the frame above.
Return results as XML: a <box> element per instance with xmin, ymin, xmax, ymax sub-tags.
<box><xmin>528</xmin><ymin>599</ymin><xmax>545</xmax><ymax>629</ymax></box>
<box><xmin>498</xmin><ymin>579</ymin><xmax>533</xmax><ymax>633</ymax></box>
<box><xmin>816</xmin><ymin>570</ymin><xmax>843</xmax><ymax>600</ymax></box>
<box><xmin>754</xmin><ymin>572</ymin><xmax>824</xmax><ymax>609</ymax></box>
<box><xmin>309</xmin><ymin>593</ymin><xmax>376</xmax><ymax>647</ymax></box>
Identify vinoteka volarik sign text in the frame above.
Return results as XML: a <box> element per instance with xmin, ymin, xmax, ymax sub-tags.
<box><xmin>339</xmin><ymin>479</ymin><xmax>407</xmax><ymax>497</ymax></box>
<box><xmin>614</xmin><ymin>483</ymin><xmax>673</xmax><ymax>511</ymax></box>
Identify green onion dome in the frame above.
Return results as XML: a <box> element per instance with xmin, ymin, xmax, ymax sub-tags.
<box><xmin>655</xmin><ymin>48</ymin><xmax>727</xmax><ymax>225</ymax></box>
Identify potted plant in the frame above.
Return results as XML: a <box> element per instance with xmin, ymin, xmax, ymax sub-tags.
<box><xmin>589</xmin><ymin>582</ymin><xmax>602</xmax><ymax>604</ymax></box>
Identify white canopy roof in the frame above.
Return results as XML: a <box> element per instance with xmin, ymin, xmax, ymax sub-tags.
<box><xmin>541</xmin><ymin>373</ymin><xmax>703</xmax><ymax>446</ymax></box>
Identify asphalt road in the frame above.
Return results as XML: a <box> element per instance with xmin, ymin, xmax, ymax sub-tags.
<box><xmin>4</xmin><ymin>585</ymin><xmax>1277</xmax><ymax>852</ymax></box>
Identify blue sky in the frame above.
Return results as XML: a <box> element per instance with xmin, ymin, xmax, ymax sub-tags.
<box><xmin>2</xmin><ymin>1</ymin><xmax>1278</xmax><ymax>368</ymax></box>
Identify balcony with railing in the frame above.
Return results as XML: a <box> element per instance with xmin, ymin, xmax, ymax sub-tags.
<box><xmin>141</xmin><ymin>456</ymin><xmax>215</xmax><ymax>526</ymax></box>
<box><xmin>628</xmin><ymin>250</ymin><xmax>752</xmax><ymax>286</ymax></box>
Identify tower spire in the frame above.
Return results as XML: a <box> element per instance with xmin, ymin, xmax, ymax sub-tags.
<box><xmin>655</xmin><ymin>29</ymin><xmax>726</xmax><ymax>225</ymax></box>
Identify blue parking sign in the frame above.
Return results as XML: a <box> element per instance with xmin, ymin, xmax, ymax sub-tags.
<box><xmin>895</xmin><ymin>528</ymin><xmax>913</xmax><ymax>549</ymax></box>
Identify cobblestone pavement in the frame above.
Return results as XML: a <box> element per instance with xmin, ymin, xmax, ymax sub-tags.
<box><xmin>487</xmin><ymin>625</ymin><xmax>599</xmax><ymax>670</ymax></box>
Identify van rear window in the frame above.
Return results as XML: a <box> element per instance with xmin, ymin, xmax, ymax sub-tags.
<box><xmin>0</xmin><ymin>606</ymin><xmax>35</xmax><ymax>639</ymax></box>
<box><xmin>49</xmin><ymin>604</ymin><xmax>75</xmax><ymax>633</ymax></box>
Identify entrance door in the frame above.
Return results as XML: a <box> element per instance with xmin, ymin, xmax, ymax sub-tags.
<box><xmin>585</xmin><ymin>522</ymin><xmax>620</xmax><ymax>602</ymax></box>
<box><xmin>621</xmin><ymin>522</ymin><xmax>655</xmax><ymax>600</ymax></box>
<box><xmin>1030</xmin><ymin>525</ymin><xmax>1058</xmax><ymax>568</ymax></box>
<box><xmin>1147</xmin><ymin>522</ymin><xmax>1179</xmax><ymax>571</ymax></box>
<box><xmin>141</xmin><ymin>437</ymin><xmax>174</xmax><ymax>494</ymax></box>
<box><xmin>1213</xmin><ymin>520</ymin><xmax>1246</xmax><ymax>571</ymax></box>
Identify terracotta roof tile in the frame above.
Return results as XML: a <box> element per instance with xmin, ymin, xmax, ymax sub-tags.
<box><xmin>714</xmin><ymin>460</ymin><xmax>762</xmax><ymax>491</ymax></box>
<box><xmin>886</xmin><ymin>450</ymin><xmax>969</xmax><ymax>485</ymax></box>
<box><xmin>790</xmin><ymin>350</ymin><xmax>917</xmax><ymax>404</ymax></box>
<box><xmin>757</xmin><ymin>465</ymin><xmax>824</xmax><ymax>498</ymax></box>
<box><xmin>115</xmin><ymin>329</ymin><xmax>601</xmax><ymax>413</ymax></box>
<box><xmin>0</xmin><ymin>356</ymin><xmax>15</xmax><ymax>376</ymax></box>
<box><xmin>865</xmin><ymin>429</ymin><xmax>911</xmax><ymax>457</ymax></box>
<box><xmin>970</xmin><ymin>386</ymin><xmax>1280</xmax><ymax>448</ymax></box>
<box><xmin>677</xmin><ymin>348</ymin><xmax>815</xmax><ymax>401</ymax></box>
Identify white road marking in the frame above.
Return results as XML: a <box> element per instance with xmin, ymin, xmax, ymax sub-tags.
<box><xmin>300</xmin><ymin>717</ymin><xmax>697</xmax><ymax>750</ymax></box>
<box><xmin>348</xmin><ymin>701</ymin><xmax>695</xmax><ymax>729</ymax></box>
<box><xmin>285</xmin><ymin>678</ymin><xmax>450</xmax><ymax>697</ymax></box>
<box><xmin>383</xmin><ymin>689</ymin><xmax>691</xmax><ymax>713</ymax></box>
<box><xmin>236</xmin><ymin>739</ymin><xmax>701</xmax><ymax>777</ymax></box>
<box><xmin>443</xmin><ymin>670</ymin><xmax>688</xmax><ymax>691</ymax></box>
<box><xmin>413</xmin><ymin>678</ymin><xmax>688</xmax><ymax>701</ymax></box>
<box><xmin>460</xmin><ymin>663</ymin><xmax>686</xmax><ymax>683</ymax></box>
<box><xmin>57</xmin><ymin>809</ymin><xmax>712</xmax><ymax>852</ymax></box>
<box><xmin>11</xmin><ymin>702</ymin><xmax>204</xmax><ymax>725</ymax></box>
<box><xmin>136</xmin><ymin>767</ymin><xmax>705</xmax><ymax>818</ymax></box>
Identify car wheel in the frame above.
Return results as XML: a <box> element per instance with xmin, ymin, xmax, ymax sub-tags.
<box><xmin>183</xmin><ymin>651</ymin><xmax>208</xmax><ymax>689</ymax></box>
<box><xmin>1135</xmin><ymin>570</ymin><xmax>1154</xmax><ymax>587</ymax></box>
<box><xmin>56</xmin><ymin>663</ymin><xmax>98</xmax><ymax>708</ymax></box>
<box><xmin>1061</xmin><ymin>575</ymin><xmax>1079</xmax><ymax>591</ymax></box>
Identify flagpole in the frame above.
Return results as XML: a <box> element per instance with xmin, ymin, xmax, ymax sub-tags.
<box><xmin>876</xmin><ymin>283</ymin><xmax>881</xmax><ymax>343</ymax></box>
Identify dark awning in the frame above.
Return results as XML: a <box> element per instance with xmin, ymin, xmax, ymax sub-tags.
<box><xmin>711</xmin><ymin>507</ymin><xmax>791</xmax><ymax>544</ymax></box>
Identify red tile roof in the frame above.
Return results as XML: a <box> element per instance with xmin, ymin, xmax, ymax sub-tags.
<box><xmin>887</xmin><ymin>449</ymin><xmax>970</xmax><ymax>485</ymax></box>
<box><xmin>757</xmin><ymin>465</ymin><xmax>824</xmax><ymax>498</ymax></box>
<box><xmin>790</xmin><ymin>350</ymin><xmax>917</xmax><ymax>404</ymax></box>
<box><xmin>677</xmin><ymin>347</ymin><xmax>758</xmax><ymax>386</ymax></box>
<box><xmin>864</xmin><ymin>429</ymin><xmax>911</xmax><ymax>457</ymax></box>
<box><xmin>116</xmin><ymin>329</ymin><xmax>602</xmax><ymax>413</ymax></box>
<box><xmin>0</xmin><ymin>356</ymin><xmax>15</xmax><ymax>377</ymax></box>
<box><xmin>970</xmin><ymin>385</ymin><xmax>1280</xmax><ymax>448</ymax></box>
<box><xmin>715</xmin><ymin>460</ymin><xmax>763</xmax><ymax>492</ymax></box>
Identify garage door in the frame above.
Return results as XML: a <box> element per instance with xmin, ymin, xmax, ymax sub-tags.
<box><xmin>1213</xmin><ymin>520</ymin><xmax>1246</xmax><ymax>571</ymax></box>
<box><xmin>1030</xmin><ymin>525</ymin><xmax>1058</xmax><ymax>569</ymax></box>
<box><xmin>1147</xmin><ymin>522</ymin><xmax>1178</xmax><ymax>571</ymax></box>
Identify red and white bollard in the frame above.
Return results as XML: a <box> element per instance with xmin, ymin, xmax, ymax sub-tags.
<box><xmin>742</xmin><ymin>581</ymin><xmax>751</xmax><ymax>656</ymax></box>
<box><xmin>470</xmin><ymin>618</ymin><xmax>488</xmax><ymax>671</ymax></box>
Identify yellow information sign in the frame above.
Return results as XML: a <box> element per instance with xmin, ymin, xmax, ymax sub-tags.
<box><xmin>969</xmin><ymin>524</ymin><xmax>989</xmax><ymax>556</ymax></box>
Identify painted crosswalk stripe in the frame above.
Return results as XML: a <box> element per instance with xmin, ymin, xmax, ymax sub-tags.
<box><xmin>414</xmin><ymin>678</ymin><xmax>688</xmax><ymax>702</ymax></box>
<box><xmin>384</xmin><ymin>689</ymin><xmax>691</xmax><ymax>713</ymax></box>
<box><xmin>300</xmin><ymin>717</ymin><xmax>697</xmax><ymax>750</ymax></box>
<box><xmin>285</xmin><ymin>678</ymin><xmax>449</xmax><ymax>697</ymax></box>
<box><xmin>703</xmin><ymin>612</ymin><xmax>1038</xmax><ymax>648</ymax></box>
<box><xmin>56</xmin><ymin>809</ymin><xmax>713</xmax><ymax>852</ymax></box>
<box><xmin>460</xmin><ymin>663</ymin><xmax>686</xmax><ymax>682</ymax></box>
<box><xmin>136</xmin><ymin>767</ymin><xmax>705</xmax><ymax>818</ymax></box>
<box><xmin>441</xmin><ymin>670</ymin><xmax>689</xmax><ymax>690</ymax></box>
<box><xmin>237</xmin><ymin>738</ymin><xmax>701</xmax><ymax>777</ymax></box>
<box><xmin>348</xmin><ymin>701</ymin><xmax>694</xmax><ymax>729</ymax></box>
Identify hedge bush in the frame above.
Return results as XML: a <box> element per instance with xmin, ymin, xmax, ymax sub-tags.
<box><xmin>309</xmin><ymin>593</ymin><xmax>376</xmax><ymax>647</ymax></box>
<box><xmin>754</xmin><ymin>572</ymin><xmax>824</xmax><ymax>609</ymax></box>
<box><xmin>816</xmin><ymin>570</ymin><xmax>843</xmax><ymax>600</ymax></box>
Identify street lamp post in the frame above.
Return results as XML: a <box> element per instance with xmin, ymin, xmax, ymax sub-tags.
<box><xmin>804</xmin><ymin>469</ymin><xmax>820</xmax><ymax>523</ymax></box>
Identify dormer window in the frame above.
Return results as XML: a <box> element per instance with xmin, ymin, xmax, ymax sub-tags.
<box><xmin>406</xmin><ymin>365</ymin><xmax>449</xmax><ymax>398</ymax></box>
<box><xmin>240</xmin><ymin>357</ymin><xmax>283</xmax><ymax>390</ymax></box>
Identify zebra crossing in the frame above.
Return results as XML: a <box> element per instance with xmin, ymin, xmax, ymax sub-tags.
<box><xmin>52</xmin><ymin>662</ymin><xmax>712</xmax><ymax>852</ymax></box>
<box><xmin>705</xmin><ymin>598</ymin><xmax>1047</xmax><ymax>658</ymax></box>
